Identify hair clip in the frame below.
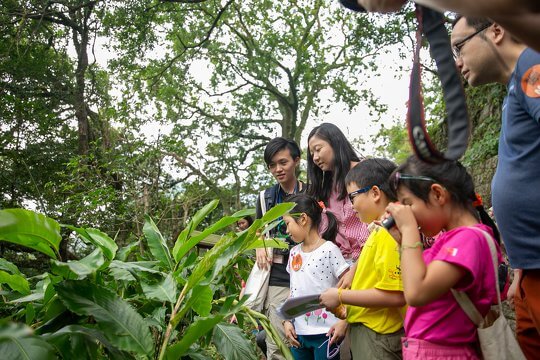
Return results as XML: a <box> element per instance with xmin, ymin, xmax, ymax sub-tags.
<box><xmin>318</xmin><ymin>200</ymin><xmax>327</xmax><ymax>213</ymax></box>
<box><xmin>472</xmin><ymin>193</ymin><xmax>483</xmax><ymax>208</ymax></box>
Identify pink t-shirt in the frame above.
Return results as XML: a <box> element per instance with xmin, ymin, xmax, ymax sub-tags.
<box><xmin>404</xmin><ymin>224</ymin><xmax>502</xmax><ymax>345</ymax></box>
<box><xmin>319</xmin><ymin>189</ymin><xmax>370</xmax><ymax>261</ymax></box>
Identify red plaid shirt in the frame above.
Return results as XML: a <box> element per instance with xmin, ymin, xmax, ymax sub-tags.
<box><xmin>319</xmin><ymin>189</ymin><xmax>370</xmax><ymax>261</ymax></box>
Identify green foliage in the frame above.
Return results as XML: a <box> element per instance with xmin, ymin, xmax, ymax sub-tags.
<box><xmin>0</xmin><ymin>201</ymin><xmax>294</xmax><ymax>359</ymax></box>
<box><xmin>0</xmin><ymin>209</ymin><xmax>61</xmax><ymax>259</ymax></box>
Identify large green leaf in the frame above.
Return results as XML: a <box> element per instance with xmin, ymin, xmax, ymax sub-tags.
<box><xmin>0</xmin><ymin>209</ymin><xmax>61</xmax><ymax>259</ymax></box>
<box><xmin>42</xmin><ymin>325</ymin><xmax>134</xmax><ymax>360</ymax></box>
<box><xmin>173</xmin><ymin>216</ymin><xmax>238</xmax><ymax>262</ymax></box>
<box><xmin>244</xmin><ymin>238</ymin><xmax>289</xmax><ymax>251</ymax></box>
<box><xmin>63</xmin><ymin>225</ymin><xmax>118</xmax><ymax>261</ymax></box>
<box><xmin>0</xmin><ymin>270</ymin><xmax>30</xmax><ymax>295</ymax></box>
<box><xmin>213</xmin><ymin>323</ymin><xmax>257</xmax><ymax>360</ymax></box>
<box><xmin>55</xmin><ymin>280</ymin><xmax>154</xmax><ymax>356</ymax></box>
<box><xmin>141</xmin><ymin>274</ymin><xmax>177</xmax><ymax>303</ymax></box>
<box><xmin>172</xmin><ymin>200</ymin><xmax>219</xmax><ymax>261</ymax></box>
<box><xmin>51</xmin><ymin>248</ymin><xmax>105</xmax><ymax>280</ymax></box>
<box><xmin>165</xmin><ymin>315</ymin><xmax>224</xmax><ymax>360</ymax></box>
<box><xmin>143</xmin><ymin>216</ymin><xmax>174</xmax><ymax>270</ymax></box>
<box><xmin>0</xmin><ymin>323</ymin><xmax>56</xmax><ymax>360</ymax></box>
<box><xmin>0</xmin><ymin>258</ymin><xmax>21</xmax><ymax>275</ymax></box>
<box><xmin>115</xmin><ymin>241</ymin><xmax>140</xmax><ymax>262</ymax></box>
<box><xmin>261</xmin><ymin>202</ymin><xmax>295</xmax><ymax>223</ymax></box>
<box><xmin>178</xmin><ymin>285</ymin><xmax>214</xmax><ymax>319</ymax></box>
<box><xmin>109</xmin><ymin>260</ymin><xmax>163</xmax><ymax>276</ymax></box>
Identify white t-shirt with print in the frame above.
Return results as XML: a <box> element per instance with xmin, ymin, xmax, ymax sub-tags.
<box><xmin>286</xmin><ymin>240</ymin><xmax>349</xmax><ymax>335</ymax></box>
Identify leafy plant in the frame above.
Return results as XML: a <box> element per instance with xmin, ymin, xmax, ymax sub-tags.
<box><xmin>0</xmin><ymin>204</ymin><xmax>294</xmax><ymax>359</ymax></box>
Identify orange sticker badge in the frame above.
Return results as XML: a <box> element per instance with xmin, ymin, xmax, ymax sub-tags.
<box><xmin>291</xmin><ymin>253</ymin><xmax>302</xmax><ymax>271</ymax></box>
<box><xmin>521</xmin><ymin>65</ymin><xmax>540</xmax><ymax>98</ymax></box>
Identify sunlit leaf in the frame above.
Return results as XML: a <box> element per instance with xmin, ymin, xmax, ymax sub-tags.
<box><xmin>0</xmin><ymin>271</ymin><xmax>30</xmax><ymax>295</ymax></box>
<box><xmin>51</xmin><ymin>248</ymin><xmax>105</xmax><ymax>280</ymax></box>
<box><xmin>143</xmin><ymin>216</ymin><xmax>174</xmax><ymax>270</ymax></box>
<box><xmin>172</xmin><ymin>200</ymin><xmax>219</xmax><ymax>261</ymax></box>
<box><xmin>63</xmin><ymin>225</ymin><xmax>118</xmax><ymax>261</ymax></box>
<box><xmin>0</xmin><ymin>209</ymin><xmax>61</xmax><ymax>259</ymax></box>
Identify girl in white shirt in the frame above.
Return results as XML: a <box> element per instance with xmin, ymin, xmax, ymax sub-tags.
<box><xmin>283</xmin><ymin>194</ymin><xmax>349</xmax><ymax>359</ymax></box>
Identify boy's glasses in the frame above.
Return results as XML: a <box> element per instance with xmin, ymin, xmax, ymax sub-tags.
<box><xmin>391</xmin><ymin>172</ymin><xmax>436</xmax><ymax>191</ymax></box>
<box><xmin>318</xmin><ymin>337</ymin><xmax>340</xmax><ymax>359</ymax></box>
<box><xmin>348</xmin><ymin>185</ymin><xmax>375</xmax><ymax>203</ymax></box>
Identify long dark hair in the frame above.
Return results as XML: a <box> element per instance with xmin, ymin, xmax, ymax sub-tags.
<box><xmin>307</xmin><ymin>123</ymin><xmax>360</xmax><ymax>202</ymax></box>
<box><xmin>392</xmin><ymin>155</ymin><xmax>500</xmax><ymax>243</ymax></box>
<box><xmin>288</xmin><ymin>193</ymin><xmax>338</xmax><ymax>243</ymax></box>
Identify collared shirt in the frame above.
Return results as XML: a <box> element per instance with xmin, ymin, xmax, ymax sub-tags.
<box><xmin>319</xmin><ymin>188</ymin><xmax>370</xmax><ymax>261</ymax></box>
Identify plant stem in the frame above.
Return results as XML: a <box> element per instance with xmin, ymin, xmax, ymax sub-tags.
<box><xmin>157</xmin><ymin>283</ymin><xmax>188</xmax><ymax>360</ymax></box>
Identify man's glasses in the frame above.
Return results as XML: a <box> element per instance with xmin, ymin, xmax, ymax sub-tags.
<box><xmin>348</xmin><ymin>185</ymin><xmax>375</xmax><ymax>203</ymax></box>
<box><xmin>318</xmin><ymin>337</ymin><xmax>340</xmax><ymax>359</ymax></box>
<box><xmin>452</xmin><ymin>23</ymin><xmax>492</xmax><ymax>60</ymax></box>
<box><xmin>391</xmin><ymin>172</ymin><xmax>436</xmax><ymax>191</ymax></box>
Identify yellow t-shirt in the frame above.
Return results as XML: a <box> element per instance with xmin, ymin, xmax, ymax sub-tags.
<box><xmin>347</xmin><ymin>227</ymin><xmax>406</xmax><ymax>334</ymax></box>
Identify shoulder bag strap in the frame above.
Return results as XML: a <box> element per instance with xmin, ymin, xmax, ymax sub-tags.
<box><xmin>451</xmin><ymin>227</ymin><xmax>501</xmax><ymax>327</ymax></box>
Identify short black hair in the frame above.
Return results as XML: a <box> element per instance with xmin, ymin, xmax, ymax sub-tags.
<box><xmin>345</xmin><ymin>158</ymin><xmax>397</xmax><ymax>201</ymax></box>
<box><xmin>263</xmin><ymin>137</ymin><xmax>301</xmax><ymax>165</ymax></box>
<box><xmin>452</xmin><ymin>15</ymin><xmax>493</xmax><ymax>32</ymax></box>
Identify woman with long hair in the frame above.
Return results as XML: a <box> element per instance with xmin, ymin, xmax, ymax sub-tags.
<box><xmin>307</xmin><ymin>123</ymin><xmax>370</xmax><ymax>265</ymax></box>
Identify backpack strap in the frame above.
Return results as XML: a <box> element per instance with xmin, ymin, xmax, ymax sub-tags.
<box><xmin>451</xmin><ymin>227</ymin><xmax>502</xmax><ymax>327</ymax></box>
<box><xmin>259</xmin><ymin>189</ymin><xmax>267</xmax><ymax>215</ymax></box>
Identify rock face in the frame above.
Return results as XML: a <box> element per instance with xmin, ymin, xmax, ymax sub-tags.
<box><xmin>468</xmin><ymin>155</ymin><xmax>498</xmax><ymax>209</ymax></box>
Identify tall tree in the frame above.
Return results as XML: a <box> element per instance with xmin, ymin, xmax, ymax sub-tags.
<box><xmin>108</xmin><ymin>0</ymin><xmax>407</xmax><ymax>210</ymax></box>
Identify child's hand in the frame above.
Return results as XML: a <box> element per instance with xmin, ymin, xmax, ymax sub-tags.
<box><xmin>327</xmin><ymin>319</ymin><xmax>348</xmax><ymax>345</ymax></box>
<box><xmin>385</xmin><ymin>202</ymin><xmax>419</xmax><ymax>235</ymax></box>
<box><xmin>375</xmin><ymin>213</ymin><xmax>403</xmax><ymax>244</ymax></box>
<box><xmin>283</xmin><ymin>321</ymin><xmax>300</xmax><ymax>348</ymax></box>
<box><xmin>337</xmin><ymin>266</ymin><xmax>354</xmax><ymax>289</ymax></box>
<box><xmin>319</xmin><ymin>288</ymin><xmax>340</xmax><ymax>309</ymax></box>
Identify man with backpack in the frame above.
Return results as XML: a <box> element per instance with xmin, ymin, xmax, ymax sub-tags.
<box><xmin>254</xmin><ymin>137</ymin><xmax>306</xmax><ymax>360</ymax></box>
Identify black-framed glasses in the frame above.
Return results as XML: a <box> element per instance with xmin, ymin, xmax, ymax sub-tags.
<box><xmin>452</xmin><ymin>23</ymin><xmax>492</xmax><ymax>60</ymax></box>
<box><xmin>348</xmin><ymin>185</ymin><xmax>374</xmax><ymax>203</ymax></box>
<box><xmin>391</xmin><ymin>172</ymin><xmax>435</xmax><ymax>191</ymax></box>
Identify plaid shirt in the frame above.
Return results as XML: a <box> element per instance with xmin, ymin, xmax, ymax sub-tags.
<box><xmin>320</xmin><ymin>189</ymin><xmax>370</xmax><ymax>261</ymax></box>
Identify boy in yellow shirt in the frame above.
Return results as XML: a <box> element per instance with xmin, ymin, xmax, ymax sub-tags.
<box><xmin>319</xmin><ymin>158</ymin><xmax>405</xmax><ymax>359</ymax></box>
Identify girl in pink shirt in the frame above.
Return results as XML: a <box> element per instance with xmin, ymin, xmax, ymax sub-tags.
<box><xmin>306</xmin><ymin>123</ymin><xmax>370</xmax><ymax>263</ymax></box>
<box><xmin>385</xmin><ymin>156</ymin><xmax>503</xmax><ymax>359</ymax></box>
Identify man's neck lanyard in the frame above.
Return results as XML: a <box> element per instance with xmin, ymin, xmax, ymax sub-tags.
<box><xmin>408</xmin><ymin>5</ymin><xmax>470</xmax><ymax>163</ymax></box>
<box><xmin>276</xmin><ymin>180</ymin><xmax>299</xmax><ymax>204</ymax></box>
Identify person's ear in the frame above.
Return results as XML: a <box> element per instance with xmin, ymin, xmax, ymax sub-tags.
<box><xmin>294</xmin><ymin>156</ymin><xmax>301</xmax><ymax>167</ymax></box>
<box><xmin>430</xmin><ymin>184</ymin><xmax>448</xmax><ymax>205</ymax></box>
<box><xmin>371</xmin><ymin>185</ymin><xmax>382</xmax><ymax>203</ymax></box>
<box><xmin>298</xmin><ymin>213</ymin><xmax>308</xmax><ymax>226</ymax></box>
<box><xmin>490</xmin><ymin>23</ymin><xmax>505</xmax><ymax>45</ymax></box>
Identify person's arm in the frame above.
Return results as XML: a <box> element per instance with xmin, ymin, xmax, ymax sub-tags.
<box><xmin>255</xmin><ymin>190</ymin><xmax>272</xmax><ymax>270</ymax></box>
<box><xmin>337</xmin><ymin>261</ymin><xmax>356</xmax><ymax>289</ymax></box>
<box><xmin>385</xmin><ymin>202</ymin><xmax>466</xmax><ymax>307</ymax></box>
<box><xmin>320</xmin><ymin>287</ymin><xmax>405</xmax><ymax>309</ymax></box>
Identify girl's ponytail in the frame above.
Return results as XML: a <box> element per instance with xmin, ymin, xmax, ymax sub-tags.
<box><xmin>473</xmin><ymin>194</ymin><xmax>501</xmax><ymax>244</ymax></box>
<box><xmin>321</xmin><ymin>210</ymin><xmax>338</xmax><ymax>243</ymax></box>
